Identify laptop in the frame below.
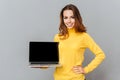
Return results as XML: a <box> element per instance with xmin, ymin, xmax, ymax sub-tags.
<box><xmin>29</xmin><ymin>41</ymin><xmax>61</xmax><ymax>67</ymax></box>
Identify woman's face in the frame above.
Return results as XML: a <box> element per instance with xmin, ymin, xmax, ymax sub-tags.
<box><xmin>63</xmin><ymin>10</ymin><xmax>75</xmax><ymax>29</ymax></box>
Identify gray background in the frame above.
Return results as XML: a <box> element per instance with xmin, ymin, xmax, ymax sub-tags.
<box><xmin>0</xmin><ymin>0</ymin><xmax>119</xmax><ymax>80</ymax></box>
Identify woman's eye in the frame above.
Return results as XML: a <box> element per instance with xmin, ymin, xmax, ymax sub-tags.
<box><xmin>63</xmin><ymin>16</ymin><xmax>75</xmax><ymax>19</ymax></box>
<box><xmin>71</xmin><ymin>16</ymin><xmax>75</xmax><ymax>19</ymax></box>
<box><xmin>63</xmin><ymin>17</ymin><xmax>67</xmax><ymax>19</ymax></box>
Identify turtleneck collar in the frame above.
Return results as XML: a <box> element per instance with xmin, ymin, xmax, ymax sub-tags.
<box><xmin>67</xmin><ymin>27</ymin><xmax>76</xmax><ymax>34</ymax></box>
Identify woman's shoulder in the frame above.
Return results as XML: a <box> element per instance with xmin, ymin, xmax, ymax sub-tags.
<box><xmin>80</xmin><ymin>32</ymin><xmax>92</xmax><ymax>39</ymax></box>
<box><xmin>54</xmin><ymin>33</ymin><xmax>60</xmax><ymax>38</ymax></box>
<box><xmin>54</xmin><ymin>33</ymin><xmax>60</xmax><ymax>42</ymax></box>
<box><xmin>80</xmin><ymin>32</ymin><xmax>90</xmax><ymax>36</ymax></box>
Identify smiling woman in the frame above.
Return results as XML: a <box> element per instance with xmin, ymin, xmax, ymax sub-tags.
<box><xmin>53</xmin><ymin>4</ymin><xmax>106</xmax><ymax>80</ymax></box>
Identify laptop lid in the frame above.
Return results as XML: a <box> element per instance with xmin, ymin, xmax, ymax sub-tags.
<box><xmin>29</xmin><ymin>41</ymin><xmax>60</xmax><ymax>67</ymax></box>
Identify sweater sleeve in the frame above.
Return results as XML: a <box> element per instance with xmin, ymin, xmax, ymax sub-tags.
<box><xmin>83</xmin><ymin>33</ymin><xmax>106</xmax><ymax>74</ymax></box>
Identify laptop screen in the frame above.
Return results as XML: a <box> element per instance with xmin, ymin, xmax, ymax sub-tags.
<box><xmin>29</xmin><ymin>42</ymin><xmax>59</xmax><ymax>64</ymax></box>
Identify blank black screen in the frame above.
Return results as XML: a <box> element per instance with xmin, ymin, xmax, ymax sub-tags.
<box><xmin>29</xmin><ymin>42</ymin><xmax>59</xmax><ymax>64</ymax></box>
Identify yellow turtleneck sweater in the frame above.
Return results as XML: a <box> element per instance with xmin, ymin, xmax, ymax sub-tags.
<box><xmin>53</xmin><ymin>28</ymin><xmax>105</xmax><ymax>80</ymax></box>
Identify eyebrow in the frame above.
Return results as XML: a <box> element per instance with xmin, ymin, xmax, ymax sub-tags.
<box><xmin>63</xmin><ymin>15</ymin><xmax>75</xmax><ymax>18</ymax></box>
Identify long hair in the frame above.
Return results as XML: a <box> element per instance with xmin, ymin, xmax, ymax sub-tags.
<box><xmin>59</xmin><ymin>4</ymin><xmax>86</xmax><ymax>39</ymax></box>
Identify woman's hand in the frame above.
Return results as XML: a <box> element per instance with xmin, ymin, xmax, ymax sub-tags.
<box><xmin>72</xmin><ymin>65</ymin><xmax>85</xmax><ymax>74</ymax></box>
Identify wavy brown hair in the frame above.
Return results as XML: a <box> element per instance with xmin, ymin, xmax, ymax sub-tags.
<box><xmin>59</xmin><ymin>4</ymin><xmax>86</xmax><ymax>39</ymax></box>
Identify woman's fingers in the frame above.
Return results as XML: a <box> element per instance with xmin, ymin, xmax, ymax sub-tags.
<box><xmin>72</xmin><ymin>66</ymin><xmax>85</xmax><ymax>74</ymax></box>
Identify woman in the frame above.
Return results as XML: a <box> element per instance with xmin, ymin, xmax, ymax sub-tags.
<box><xmin>53</xmin><ymin>4</ymin><xmax>105</xmax><ymax>80</ymax></box>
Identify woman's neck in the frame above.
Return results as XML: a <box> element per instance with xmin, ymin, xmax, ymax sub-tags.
<box><xmin>67</xmin><ymin>27</ymin><xmax>76</xmax><ymax>34</ymax></box>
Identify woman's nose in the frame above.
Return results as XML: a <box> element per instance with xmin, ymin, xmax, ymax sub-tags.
<box><xmin>67</xmin><ymin>18</ymin><xmax>71</xmax><ymax>22</ymax></box>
